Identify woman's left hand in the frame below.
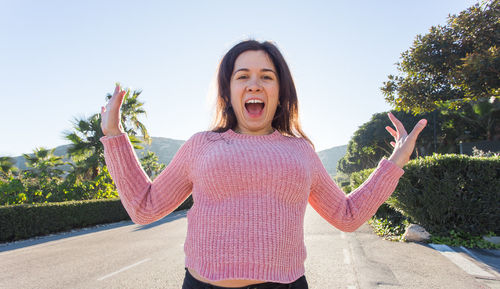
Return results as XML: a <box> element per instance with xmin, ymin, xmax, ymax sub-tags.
<box><xmin>385</xmin><ymin>112</ymin><xmax>427</xmax><ymax>168</ymax></box>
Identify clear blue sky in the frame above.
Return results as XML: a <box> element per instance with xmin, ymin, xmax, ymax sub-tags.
<box><xmin>0</xmin><ymin>0</ymin><xmax>479</xmax><ymax>156</ymax></box>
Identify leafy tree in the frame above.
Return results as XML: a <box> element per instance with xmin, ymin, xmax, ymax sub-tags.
<box><xmin>59</xmin><ymin>165</ymin><xmax>118</xmax><ymax>201</ymax></box>
<box><xmin>140</xmin><ymin>151</ymin><xmax>166</xmax><ymax>180</ymax></box>
<box><xmin>442</xmin><ymin>96</ymin><xmax>500</xmax><ymax>141</ymax></box>
<box><xmin>381</xmin><ymin>0</ymin><xmax>500</xmax><ymax>113</ymax></box>
<box><xmin>0</xmin><ymin>176</ymin><xmax>26</xmax><ymax>205</ymax></box>
<box><xmin>337</xmin><ymin>102</ymin><xmax>498</xmax><ymax>174</ymax></box>
<box><xmin>337</xmin><ymin>111</ymin><xmax>432</xmax><ymax>174</ymax></box>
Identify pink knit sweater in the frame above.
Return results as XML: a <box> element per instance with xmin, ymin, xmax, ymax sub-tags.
<box><xmin>100</xmin><ymin>128</ymin><xmax>404</xmax><ymax>283</ymax></box>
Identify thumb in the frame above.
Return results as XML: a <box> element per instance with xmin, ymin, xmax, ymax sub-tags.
<box><xmin>408</xmin><ymin>119</ymin><xmax>427</xmax><ymax>141</ymax></box>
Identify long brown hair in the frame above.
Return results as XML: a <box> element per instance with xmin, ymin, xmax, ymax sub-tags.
<box><xmin>209</xmin><ymin>40</ymin><xmax>314</xmax><ymax>149</ymax></box>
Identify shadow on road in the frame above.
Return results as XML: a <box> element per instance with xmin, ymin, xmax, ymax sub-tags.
<box><xmin>0</xmin><ymin>209</ymin><xmax>188</xmax><ymax>253</ymax></box>
<box><xmin>461</xmin><ymin>247</ymin><xmax>500</xmax><ymax>273</ymax></box>
<box><xmin>133</xmin><ymin>209</ymin><xmax>188</xmax><ymax>231</ymax></box>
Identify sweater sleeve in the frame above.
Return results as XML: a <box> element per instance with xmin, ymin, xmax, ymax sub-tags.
<box><xmin>307</xmin><ymin>150</ymin><xmax>404</xmax><ymax>232</ymax></box>
<box><xmin>100</xmin><ymin>132</ymin><xmax>200</xmax><ymax>225</ymax></box>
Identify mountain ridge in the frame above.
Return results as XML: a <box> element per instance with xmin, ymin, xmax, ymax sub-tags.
<box><xmin>10</xmin><ymin>136</ymin><xmax>347</xmax><ymax>176</ymax></box>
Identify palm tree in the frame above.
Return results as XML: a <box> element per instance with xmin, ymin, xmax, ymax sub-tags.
<box><xmin>0</xmin><ymin>156</ymin><xmax>19</xmax><ymax>180</ymax></box>
<box><xmin>105</xmin><ymin>88</ymin><xmax>152</xmax><ymax>145</ymax></box>
<box><xmin>22</xmin><ymin>147</ymin><xmax>65</xmax><ymax>179</ymax></box>
<box><xmin>139</xmin><ymin>151</ymin><xmax>165</xmax><ymax>180</ymax></box>
<box><xmin>63</xmin><ymin>85</ymin><xmax>151</xmax><ymax>181</ymax></box>
<box><xmin>63</xmin><ymin>113</ymin><xmax>106</xmax><ymax>181</ymax></box>
<box><xmin>63</xmin><ymin>113</ymin><xmax>142</xmax><ymax>181</ymax></box>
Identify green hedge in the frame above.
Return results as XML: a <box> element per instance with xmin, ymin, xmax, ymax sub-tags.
<box><xmin>0</xmin><ymin>195</ymin><xmax>193</xmax><ymax>243</ymax></box>
<box><xmin>345</xmin><ymin>167</ymin><xmax>406</xmax><ymax>221</ymax></box>
<box><xmin>391</xmin><ymin>154</ymin><xmax>499</xmax><ymax>236</ymax></box>
<box><xmin>348</xmin><ymin>154</ymin><xmax>500</xmax><ymax>237</ymax></box>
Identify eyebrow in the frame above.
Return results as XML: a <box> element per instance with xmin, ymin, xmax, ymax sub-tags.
<box><xmin>233</xmin><ymin>68</ymin><xmax>277</xmax><ymax>76</ymax></box>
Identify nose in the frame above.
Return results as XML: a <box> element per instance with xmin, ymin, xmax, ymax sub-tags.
<box><xmin>246</xmin><ymin>78</ymin><xmax>262</xmax><ymax>92</ymax></box>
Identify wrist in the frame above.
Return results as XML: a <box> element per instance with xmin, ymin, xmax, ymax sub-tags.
<box><xmin>105</xmin><ymin>130</ymin><xmax>125</xmax><ymax>137</ymax></box>
<box><xmin>387</xmin><ymin>156</ymin><xmax>405</xmax><ymax>168</ymax></box>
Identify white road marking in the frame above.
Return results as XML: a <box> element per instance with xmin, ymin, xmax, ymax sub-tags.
<box><xmin>340</xmin><ymin>232</ymin><xmax>346</xmax><ymax>239</ymax></box>
<box><xmin>460</xmin><ymin>246</ymin><xmax>499</xmax><ymax>277</ymax></box>
<box><xmin>97</xmin><ymin>258</ymin><xmax>151</xmax><ymax>281</ymax></box>
<box><xmin>428</xmin><ymin>244</ymin><xmax>494</xmax><ymax>278</ymax></box>
<box><xmin>343</xmin><ymin>248</ymin><xmax>351</xmax><ymax>264</ymax></box>
<box><xmin>459</xmin><ymin>246</ymin><xmax>485</xmax><ymax>264</ymax></box>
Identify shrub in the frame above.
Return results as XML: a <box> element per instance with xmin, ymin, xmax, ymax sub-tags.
<box><xmin>347</xmin><ymin>167</ymin><xmax>405</xmax><ymax>222</ymax></box>
<box><xmin>0</xmin><ymin>196</ymin><xmax>194</xmax><ymax>243</ymax></box>
<box><xmin>0</xmin><ymin>198</ymin><xmax>128</xmax><ymax>242</ymax></box>
<box><xmin>391</xmin><ymin>154</ymin><xmax>499</xmax><ymax>237</ymax></box>
<box><xmin>0</xmin><ymin>166</ymin><xmax>118</xmax><ymax>205</ymax></box>
<box><xmin>348</xmin><ymin>154</ymin><xmax>499</xmax><ymax>240</ymax></box>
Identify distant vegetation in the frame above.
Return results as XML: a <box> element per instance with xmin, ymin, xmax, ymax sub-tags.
<box><xmin>0</xmin><ymin>82</ymin><xmax>346</xmax><ymax>206</ymax></box>
<box><xmin>337</xmin><ymin>100</ymin><xmax>499</xmax><ymax>175</ymax></box>
<box><xmin>0</xmin><ymin>87</ymin><xmax>167</xmax><ymax>205</ymax></box>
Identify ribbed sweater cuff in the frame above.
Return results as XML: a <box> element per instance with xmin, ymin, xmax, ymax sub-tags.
<box><xmin>378</xmin><ymin>158</ymin><xmax>405</xmax><ymax>177</ymax></box>
<box><xmin>99</xmin><ymin>132</ymin><xmax>129</xmax><ymax>149</ymax></box>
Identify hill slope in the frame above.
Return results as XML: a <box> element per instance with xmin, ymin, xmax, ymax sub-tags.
<box><xmin>11</xmin><ymin>136</ymin><xmax>347</xmax><ymax>177</ymax></box>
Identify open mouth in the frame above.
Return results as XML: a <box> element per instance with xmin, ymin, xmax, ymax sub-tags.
<box><xmin>244</xmin><ymin>99</ymin><xmax>265</xmax><ymax>117</ymax></box>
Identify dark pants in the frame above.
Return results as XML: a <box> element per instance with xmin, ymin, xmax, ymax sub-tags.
<box><xmin>182</xmin><ymin>267</ymin><xmax>309</xmax><ymax>289</ymax></box>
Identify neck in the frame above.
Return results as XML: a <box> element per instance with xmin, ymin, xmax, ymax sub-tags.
<box><xmin>234</xmin><ymin>127</ymin><xmax>275</xmax><ymax>135</ymax></box>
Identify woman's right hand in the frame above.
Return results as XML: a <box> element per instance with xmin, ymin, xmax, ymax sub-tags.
<box><xmin>101</xmin><ymin>83</ymin><xmax>127</xmax><ymax>136</ymax></box>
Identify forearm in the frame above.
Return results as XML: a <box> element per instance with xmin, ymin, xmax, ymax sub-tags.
<box><xmin>309</xmin><ymin>158</ymin><xmax>404</xmax><ymax>232</ymax></box>
<box><xmin>101</xmin><ymin>133</ymin><xmax>193</xmax><ymax>224</ymax></box>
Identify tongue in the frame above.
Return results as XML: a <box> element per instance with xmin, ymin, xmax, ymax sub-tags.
<box><xmin>246</xmin><ymin>103</ymin><xmax>264</xmax><ymax>114</ymax></box>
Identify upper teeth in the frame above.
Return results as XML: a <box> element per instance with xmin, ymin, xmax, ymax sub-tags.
<box><xmin>246</xmin><ymin>99</ymin><xmax>264</xmax><ymax>104</ymax></box>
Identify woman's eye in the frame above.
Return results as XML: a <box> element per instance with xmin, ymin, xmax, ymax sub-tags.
<box><xmin>235</xmin><ymin>74</ymin><xmax>273</xmax><ymax>80</ymax></box>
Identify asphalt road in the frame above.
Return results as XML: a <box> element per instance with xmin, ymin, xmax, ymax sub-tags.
<box><xmin>1</xmin><ymin>205</ymin><xmax>499</xmax><ymax>289</ymax></box>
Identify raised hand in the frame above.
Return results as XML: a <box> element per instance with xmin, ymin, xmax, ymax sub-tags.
<box><xmin>385</xmin><ymin>112</ymin><xmax>427</xmax><ymax>168</ymax></box>
<box><xmin>100</xmin><ymin>83</ymin><xmax>127</xmax><ymax>136</ymax></box>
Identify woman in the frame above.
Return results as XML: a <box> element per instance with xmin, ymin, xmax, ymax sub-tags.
<box><xmin>100</xmin><ymin>40</ymin><xmax>427</xmax><ymax>289</ymax></box>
